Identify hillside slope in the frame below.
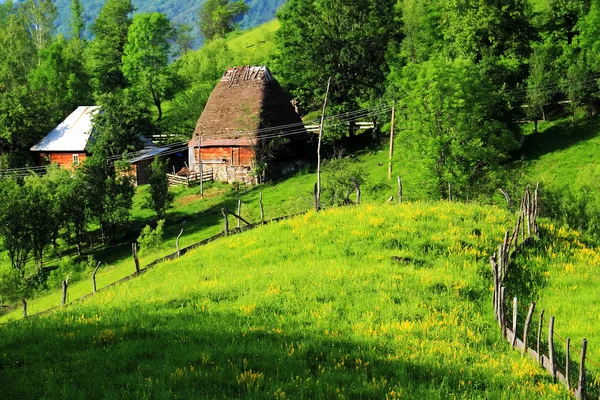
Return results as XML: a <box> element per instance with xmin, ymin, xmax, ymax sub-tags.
<box><xmin>0</xmin><ymin>203</ymin><xmax>568</xmax><ymax>398</ymax></box>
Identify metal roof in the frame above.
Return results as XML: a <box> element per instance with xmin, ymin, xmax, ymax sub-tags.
<box><xmin>31</xmin><ymin>106</ymin><xmax>99</xmax><ymax>152</ymax></box>
<box><xmin>128</xmin><ymin>146</ymin><xmax>171</xmax><ymax>163</ymax></box>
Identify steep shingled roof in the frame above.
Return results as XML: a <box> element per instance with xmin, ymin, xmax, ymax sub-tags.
<box><xmin>190</xmin><ymin>66</ymin><xmax>305</xmax><ymax>145</ymax></box>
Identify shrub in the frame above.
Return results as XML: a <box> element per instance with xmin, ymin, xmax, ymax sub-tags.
<box><xmin>137</xmin><ymin>219</ymin><xmax>166</xmax><ymax>252</ymax></box>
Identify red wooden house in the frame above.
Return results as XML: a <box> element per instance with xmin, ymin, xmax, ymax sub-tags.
<box><xmin>30</xmin><ymin>106</ymin><xmax>98</xmax><ymax>168</ymax></box>
<box><xmin>188</xmin><ymin>66</ymin><xmax>307</xmax><ymax>183</ymax></box>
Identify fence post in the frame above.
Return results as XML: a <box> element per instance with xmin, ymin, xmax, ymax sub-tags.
<box><xmin>313</xmin><ymin>183</ymin><xmax>318</xmax><ymax>212</ymax></box>
<box><xmin>512</xmin><ymin>297</ymin><xmax>518</xmax><ymax>347</ymax></box>
<box><xmin>397</xmin><ymin>176</ymin><xmax>402</xmax><ymax>203</ymax></box>
<box><xmin>222</xmin><ymin>208</ymin><xmax>229</xmax><ymax>236</ymax></box>
<box><xmin>22</xmin><ymin>299</ymin><xmax>27</xmax><ymax>319</ymax></box>
<box><xmin>566</xmin><ymin>337</ymin><xmax>571</xmax><ymax>390</ymax></box>
<box><xmin>537</xmin><ymin>310</ymin><xmax>545</xmax><ymax>366</ymax></box>
<box><xmin>132</xmin><ymin>243</ymin><xmax>140</xmax><ymax>275</ymax></box>
<box><xmin>61</xmin><ymin>276</ymin><xmax>69</xmax><ymax>306</ymax></box>
<box><xmin>350</xmin><ymin>178</ymin><xmax>361</xmax><ymax>205</ymax></box>
<box><xmin>576</xmin><ymin>338</ymin><xmax>587</xmax><ymax>400</ymax></box>
<box><xmin>237</xmin><ymin>200</ymin><xmax>242</xmax><ymax>229</ymax></box>
<box><xmin>490</xmin><ymin>256</ymin><xmax>497</xmax><ymax>313</ymax></box>
<box><xmin>92</xmin><ymin>261</ymin><xmax>101</xmax><ymax>294</ymax></box>
<box><xmin>259</xmin><ymin>191</ymin><xmax>264</xmax><ymax>224</ymax></box>
<box><xmin>549</xmin><ymin>316</ymin><xmax>556</xmax><ymax>380</ymax></box>
<box><xmin>500</xmin><ymin>286</ymin><xmax>506</xmax><ymax>338</ymax></box>
<box><xmin>522</xmin><ymin>302</ymin><xmax>536</xmax><ymax>355</ymax></box>
<box><xmin>176</xmin><ymin>229</ymin><xmax>184</xmax><ymax>258</ymax></box>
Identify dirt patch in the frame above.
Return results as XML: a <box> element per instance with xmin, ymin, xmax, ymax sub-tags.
<box><xmin>177</xmin><ymin>188</ymin><xmax>228</xmax><ymax>206</ymax></box>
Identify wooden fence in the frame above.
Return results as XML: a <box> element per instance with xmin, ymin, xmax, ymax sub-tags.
<box><xmin>491</xmin><ymin>185</ymin><xmax>592</xmax><ymax>399</ymax></box>
<box><xmin>167</xmin><ymin>168</ymin><xmax>213</xmax><ymax>187</ymax></box>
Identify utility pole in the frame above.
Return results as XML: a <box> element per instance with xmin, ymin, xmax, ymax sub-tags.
<box><xmin>316</xmin><ymin>77</ymin><xmax>331</xmax><ymax>212</ymax></box>
<box><xmin>388</xmin><ymin>101</ymin><xmax>396</xmax><ymax>180</ymax></box>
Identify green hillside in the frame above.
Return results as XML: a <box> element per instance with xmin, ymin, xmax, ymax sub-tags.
<box><xmin>51</xmin><ymin>0</ymin><xmax>284</xmax><ymax>47</ymax></box>
<box><xmin>0</xmin><ymin>202</ymin><xmax>569</xmax><ymax>399</ymax></box>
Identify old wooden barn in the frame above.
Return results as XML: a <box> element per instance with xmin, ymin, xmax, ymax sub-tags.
<box><xmin>188</xmin><ymin>66</ymin><xmax>307</xmax><ymax>183</ymax></box>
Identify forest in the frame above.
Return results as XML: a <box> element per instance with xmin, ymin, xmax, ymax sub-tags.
<box><xmin>1</xmin><ymin>0</ymin><xmax>600</xmax><ymax>317</ymax></box>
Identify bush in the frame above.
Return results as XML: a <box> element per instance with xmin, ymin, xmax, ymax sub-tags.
<box><xmin>322</xmin><ymin>157</ymin><xmax>365</xmax><ymax>206</ymax></box>
<box><xmin>137</xmin><ymin>219</ymin><xmax>165</xmax><ymax>252</ymax></box>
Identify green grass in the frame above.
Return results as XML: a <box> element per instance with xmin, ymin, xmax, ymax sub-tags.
<box><xmin>225</xmin><ymin>19</ymin><xmax>280</xmax><ymax>66</ymax></box>
<box><xmin>0</xmin><ymin>202</ymin><xmax>569</xmax><ymax>399</ymax></box>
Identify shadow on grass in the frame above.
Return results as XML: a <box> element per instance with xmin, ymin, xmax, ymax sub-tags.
<box><xmin>0</xmin><ymin>306</ymin><xmax>524</xmax><ymax>399</ymax></box>
<box><xmin>517</xmin><ymin>117</ymin><xmax>600</xmax><ymax>162</ymax></box>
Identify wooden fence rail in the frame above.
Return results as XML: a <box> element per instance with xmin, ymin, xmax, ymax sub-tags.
<box><xmin>167</xmin><ymin>168</ymin><xmax>213</xmax><ymax>187</ymax></box>
<box><xmin>491</xmin><ymin>185</ymin><xmax>592</xmax><ymax>399</ymax></box>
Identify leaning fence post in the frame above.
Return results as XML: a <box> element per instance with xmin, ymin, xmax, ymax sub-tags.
<box><xmin>132</xmin><ymin>243</ymin><xmax>140</xmax><ymax>275</ymax></box>
<box><xmin>490</xmin><ymin>256</ymin><xmax>497</xmax><ymax>313</ymax></box>
<box><xmin>22</xmin><ymin>299</ymin><xmax>27</xmax><ymax>319</ymax></box>
<box><xmin>566</xmin><ymin>337</ymin><xmax>571</xmax><ymax>390</ymax></box>
<box><xmin>176</xmin><ymin>229</ymin><xmax>184</xmax><ymax>257</ymax></box>
<box><xmin>237</xmin><ymin>199</ymin><xmax>242</xmax><ymax>228</ymax></box>
<box><xmin>523</xmin><ymin>302</ymin><xmax>536</xmax><ymax>355</ymax></box>
<box><xmin>537</xmin><ymin>310</ymin><xmax>545</xmax><ymax>366</ymax></box>
<box><xmin>350</xmin><ymin>178</ymin><xmax>360</xmax><ymax>205</ymax></box>
<box><xmin>61</xmin><ymin>275</ymin><xmax>69</xmax><ymax>306</ymax></box>
<box><xmin>576</xmin><ymin>338</ymin><xmax>587</xmax><ymax>400</ymax></box>
<box><xmin>512</xmin><ymin>297</ymin><xmax>518</xmax><ymax>347</ymax></box>
<box><xmin>548</xmin><ymin>316</ymin><xmax>556</xmax><ymax>380</ymax></box>
<box><xmin>500</xmin><ymin>286</ymin><xmax>506</xmax><ymax>338</ymax></box>
<box><xmin>397</xmin><ymin>176</ymin><xmax>402</xmax><ymax>203</ymax></box>
<box><xmin>92</xmin><ymin>261</ymin><xmax>101</xmax><ymax>294</ymax></box>
<box><xmin>259</xmin><ymin>191</ymin><xmax>264</xmax><ymax>224</ymax></box>
<box><xmin>222</xmin><ymin>208</ymin><xmax>229</xmax><ymax>236</ymax></box>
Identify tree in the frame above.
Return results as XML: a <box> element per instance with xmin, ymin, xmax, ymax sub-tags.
<box><xmin>200</xmin><ymin>0</ymin><xmax>248</xmax><ymax>41</ymax></box>
<box><xmin>146</xmin><ymin>156</ymin><xmax>173</xmax><ymax>218</ymax></box>
<box><xmin>0</xmin><ymin>178</ymin><xmax>33</xmax><ymax>277</ymax></box>
<box><xmin>122</xmin><ymin>12</ymin><xmax>173</xmax><ymax>121</ymax></box>
<box><xmin>69</xmin><ymin>0</ymin><xmax>85</xmax><ymax>40</ymax></box>
<box><xmin>87</xmin><ymin>0</ymin><xmax>133</xmax><ymax>94</ymax></box>
<box><xmin>23</xmin><ymin>172</ymin><xmax>54</xmax><ymax>270</ymax></box>
<box><xmin>398</xmin><ymin>0</ymin><xmax>440</xmax><ymax>64</ymax></box>
<box><xmin>173</xmin><ymin>23</ymin><xmax>194</xmax><ymax>57</ymax></box>
<box><xmin>392</xmin><ymin>59</ymin><xmax>519</xmax><ymax>200</ymax></box>
<box><xmin>275</xmin><ymin>0</ymin><xmax>397</xmax><ymax>119</ymax></box>
<box><xmin>21</xmin><ymin>0</ymin><xmax>57</xmax><ymax>55</ymax></box>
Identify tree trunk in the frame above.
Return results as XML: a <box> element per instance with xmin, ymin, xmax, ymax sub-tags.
<box><xmin>541</xmin><ymin>107</ymin><xmax>546</xmax><ymax>122</ymax></box>
<box><xmin>152</xmin><ymin>88</ymin><xmax>162</xmax><ymax>122</ymax></box>
<box><xmin>534</xmin><ymin>120</ymin><xmax>538</xmax><ymax>134</ymax></box>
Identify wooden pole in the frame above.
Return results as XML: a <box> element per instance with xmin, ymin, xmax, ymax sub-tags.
<box><xmin>388</xmin><ymin>102</ymin><xmax>395</xmax><ymax>180</ymax></box>
<box><xmin>259</xmin><ymin>191</ymin><xmax>264</xmax><ymax>224</ymax></box>
<box><xmin>224</xmin><ymin>208</ymin><xmax>251</xmax><ymax>226</ymax></box>
<box><xmin>566</xmin><ymin>337</ymin><xmax>571</xmax><ymax>390</ymax></box>
<box><xmin>523</xmin><ymin>302</ymin><xmax>536</xmax><ymax>355</ymax></box>
<box><xmin>92</xmin><ymin>261</ymin><xmax>101</xmax><ymax>294</ymax></box>
<box><xmin>22</xmin><ymin>299</ymin><xmax>27</xmax><ymax>319</ymax></box>
<box><xmin>549</xmin><ymin>316</ymin><xmax>555</xmax><ymax>380</ymax></box>
<box><xmin>176</xmin><ymin>229</ymin><xmax>183</xmax><ymax>257</ymax></box>
<box><xmin>198</xmin><ymin>137</ymin><xmax>204</xmax><ymax>197</ymax></box>
<box><xmin>61</xmin><ymin>275</ymin><xmax>69</xmax><ymax>306</ymax></box>
<box><xmin>316</xmin><ymin>77</ymin><xmax>332</xmax><ymax>212</ymax></box>
<box><xmin>132</xmin><ymin>243</ymin><xmax>140</xmax><ymax>276</ymax></box>
<box><xmin>500</xmin><ymin>286</ymin><xmax>506</xmax><ymax>338</ymax></box>
<box><xmin>537</xmin><ymin>310</ymin><xmax>545</xmax><ymax>366</ymax></box>
<box><xmin>499</xmin><ymin>188</ymin><xmax>511</xmax><ymax>207</ymax></box>
<box><xmin>490</xmin><ymin>256</ymin><xmax>497</xmax><ymax>312</ymax></box>
<box><xmin>222</xmin><ymin>208</ymin><xmax>229</xmax><ymax>236</ymax></box>
<box><xmin>350</xmin><ymin>178</ymin><xmax>360</xmax><ymax>205</ymax></box>
<box><xmin>576</xmin><ymin>338</ymin><xmax>587</xmax><ymax>400</ymax></box>
<box><xmin>397</xmin><ymin>176</ymin><xmax>402</xmax><ymax>203</ymax></box>
<box><xmin>237</xmin><ymin>199</ymin><xmax>242</xmax><ymax>229</ymax></box>
<box><xmin>512</xmin><ymin>297</ymin><xmax>518</xmax><ymax>347</ymax></box>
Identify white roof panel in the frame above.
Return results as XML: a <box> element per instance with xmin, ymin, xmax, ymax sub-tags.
<box><xmin>31</xmin><ymin>106</ymin><xmax>99</xmax><ymax>152</ymax></box>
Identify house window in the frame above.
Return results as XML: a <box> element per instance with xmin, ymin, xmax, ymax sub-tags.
<box><xmin>72</xmin><ymin>154</ymin><xmax>79</xmax><ymax>165</ymax></box>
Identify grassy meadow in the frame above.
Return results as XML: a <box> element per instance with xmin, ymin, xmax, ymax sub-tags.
<box><xmin>0</xmin><ymin>203</ymin><xmax>570</xmax><ymax>399</ymax></box>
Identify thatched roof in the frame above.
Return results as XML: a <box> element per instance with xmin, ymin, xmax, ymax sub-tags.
<box><xmin>190</xmin><ymin>66</ymin><xmax>305</xmax><ymax>146</ymax></box>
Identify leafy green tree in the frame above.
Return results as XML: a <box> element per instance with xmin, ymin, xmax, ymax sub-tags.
<box><xmin>69</xmin><ymin>0</ymin><xmax>85</xmax><ymax>40</ymax></box>
<box><xmin>87</xmin><ymin>0</ymin><xmax>133</xmax><ymax>94</ymax></box>
<box><xmin>391</xmin><ymin>59</ymin><xmax>519</xmax><ymax>200</ymax></box>
<box><xmin>173</xmin><ymin>23</ymin><xmax>194</xmax><ymax>57</ymax></box>
<box><xmin>398</xmin><ymin>0</ymin><xmax>440</xmax><ymax>64</ymax></box>
<box><xmin>200</xmin><ymin>0</ymin><xmax>248</xmax><ymax>41</ymax></box>
<box><xmin>275</xmin><ymin>0</ymin><xmax>397</xmax><ymax>117</ymax></box>
<box><xmin>525</xmin><ymin>40</ymin><xmax>562</xmax><ymax>130</ymax></box>
<box><xmin>90</xmin><ymin>90</ymin><xmax>153</xmax><ymax>158</ymax></box>
<box><xmin>0</xmin><ymin>178</ymin><xmax>33</xmax><ymax>276</ymax></box>
<box><xmin>23</xmin><ymin>172</ymin><xmax>54</xmax><ymax>270</ymax></box>
<box><xmin>0</xmin><ymin>2</ymin><xmax>36</xmax><ymax>90</ymax></box>
<box><xmin>21</xmin><ymin>0</ymin><xmax>57</xmax><ymax>54</ymax></box>
<box><xmin>123</xmin><ymin>12</ymin><xmax>173</xmax><ymax>121</ymax></box>
<box><xmin>146</xmin><ymin>156</ymin><xmax>173</xmax><ymax>218</ymax></box>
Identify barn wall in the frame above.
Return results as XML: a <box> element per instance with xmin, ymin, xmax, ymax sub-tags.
<box><xmin>192</xmin><ymin>145</ymin><xmax>255</xmax><ymax>183</ymax></box>
<box><xmin>46</xmin><ymin>152</ymin><xmax>87</xmax><ymax>168</ymax></box>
